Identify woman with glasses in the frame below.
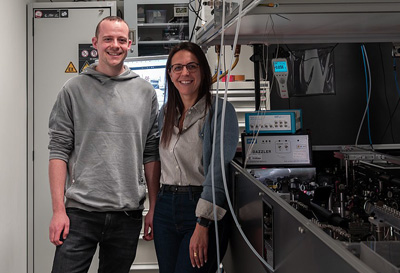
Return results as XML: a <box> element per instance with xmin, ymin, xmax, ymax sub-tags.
<box><xmin>153</xmin><ymin>42</ymin><xmax>239</xmax><ymax>273</ymax></box>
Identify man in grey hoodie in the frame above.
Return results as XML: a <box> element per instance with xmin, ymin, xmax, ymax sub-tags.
<box><xmin>47</xmin><ymin>16</ymin><xmax>160</xmax><ymax>273</ymax></box>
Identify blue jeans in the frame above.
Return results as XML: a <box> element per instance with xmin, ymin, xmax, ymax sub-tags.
<box><xmin>51</xmin><ymin>208</ymin><xmax>142</xmax><ymax>273</ymax></box>
<box><xmin>153</xmin><ymin>190</ymin><xmax>230</xmax><ymax>273</ymax></box>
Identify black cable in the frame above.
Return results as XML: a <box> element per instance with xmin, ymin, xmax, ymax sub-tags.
<box><xmin>379</xmin><ymin>48</ymin><xmax>400</xmax><ymax>143</ymax></box>
<box><xmin>380</xmin><ymin>96</ymin><xmax>400</xmax><ymax>143</ymax></box>
<box><xmin>272</xmin><ymin>45</ymin><xmax>283</xmax><ymax>99</ymax></box>
<box><xmin>379</xmin><ymin>44</ymin><xmax>395</xmax><ymax>143</ymax></box>
<box><xmin>189</xmin><ymin>0</ymin><xmax>203</xmax><ymax>42</ymax></box>
<box><xmin>254</xmin><ymin>46</ymin><xmax>262</xmax><ymax>110</ymax></box>
<box><xmin>188</xmin><ymin>0</ymin><xmax>204</xmax><ymax>21</ymax></box>
<box><xmin>117</xmin><ymin>9</ymin><xmax>123</xmax><ymax>19</ymax></box>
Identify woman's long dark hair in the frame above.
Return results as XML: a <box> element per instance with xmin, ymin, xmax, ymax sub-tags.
<box><xmin>161</xmin><ymin>42</ymin><xmax>212</xmax><ymax>147</ymax></box>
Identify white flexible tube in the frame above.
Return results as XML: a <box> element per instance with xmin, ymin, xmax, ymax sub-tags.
<box><xmin>210</xmin><ymin>0</ymin><xmax>273</xmax><ymax>271</ymax></box>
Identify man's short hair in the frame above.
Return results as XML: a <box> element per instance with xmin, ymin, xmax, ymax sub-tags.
<box><xmin>95</xmin><ymin>16</ymin><xmax>129</xmax><ymax>38</ymax></box>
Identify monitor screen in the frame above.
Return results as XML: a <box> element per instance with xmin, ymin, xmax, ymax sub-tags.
<box><xmin>273</xmin><ymin>60</ymin><xmax>288</xmax><ymax>73</ymax></box>
<box><xmin>125</xmin><ymin>55</ymin><xmax>168</xmax><ymax>109</ymax></box>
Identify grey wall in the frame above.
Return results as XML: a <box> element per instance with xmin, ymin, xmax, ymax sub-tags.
<box><xmin>0</xmin><ymin>0</ymin><xmax>31</xmax><ymax>272</ymax></box>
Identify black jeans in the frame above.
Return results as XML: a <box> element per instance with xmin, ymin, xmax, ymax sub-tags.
<box><xmin>51</xmin><ymin>208</ymin><xmax>142</xmax><ymax>273</ymax></box>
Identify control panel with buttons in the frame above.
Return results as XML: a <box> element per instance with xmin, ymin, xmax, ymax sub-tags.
<box><xmin>242</xmin><ymin>133</ymin><xmax>311</xmax><ymax>167</ymax></box>
<box><xmin>245</xmin><ymin>110</ymin><xmax>302</xmax><ymax>134</ymax></box>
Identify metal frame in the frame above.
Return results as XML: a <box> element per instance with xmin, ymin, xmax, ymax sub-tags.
<box><xmin>223</xmin><ymin>161</ymin><xmax>378</xmax><ymax>273</ymax></box>
<box><xmin>196</xmin><ymin>0</ymin><xmax>400</xmax><ymax>46</ymax></box>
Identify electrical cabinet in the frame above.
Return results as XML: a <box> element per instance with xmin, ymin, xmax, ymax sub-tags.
<box><xmin>27</xmin><ymin>2</ymin><xmax>116</xmax><ymax>273</ymax></box>
<box><xmin>124</xmin><ymin>0</ymin><xmax>194</xmax><ymax>57</ymax></box>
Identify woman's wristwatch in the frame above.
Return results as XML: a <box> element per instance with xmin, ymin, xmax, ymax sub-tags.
<box><xmin>196</xmin><ymin>217</ymin><xmax>212</xmax><ymax>227</ymax></box>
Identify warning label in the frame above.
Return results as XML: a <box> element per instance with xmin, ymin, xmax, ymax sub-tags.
<box><xmin>65</xmin><ymin>62</ymin><xmax>77</xmax><ymax>73</ymax></box>
<box><xmin>79</xmin><ymin>44</ymin><xmax>98</xmax><ymax>73</ymax></box>
<box><xmin>80</xmin><ymin>61</ymin><xmax>91</xmax><ymax>73</ymax></box>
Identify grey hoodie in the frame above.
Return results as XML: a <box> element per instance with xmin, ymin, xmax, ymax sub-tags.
<box><xmin>48</xmin><ymin>65</ymin><xmax>159</xmax><ymax>212</ymax></box>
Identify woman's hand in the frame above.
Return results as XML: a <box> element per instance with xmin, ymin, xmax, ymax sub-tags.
<box><xmin>189</xmin><ymin>223</ymin><xmax>209</xmax><ymax>268</ymax></box>
<box><xmin>143</xmin><ymin>209</ymin><xmax>154</xmax><ymax>241</ymax></box>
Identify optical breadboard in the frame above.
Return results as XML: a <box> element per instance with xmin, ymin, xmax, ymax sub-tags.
<box><xmin>245</xmin><ymin>110</ymin><xmax>302</xmax><ymax>134</ymax></box>
<box><xmin>242</xmin><ymin>134</ymin><xmax>311</xmax><ymax>167</ymax></box>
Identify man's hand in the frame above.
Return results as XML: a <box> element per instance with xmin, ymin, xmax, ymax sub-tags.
<box><xmin>143</xmin><ymin>161</ymin><xmax>160</xmax><ymax>241</ymax></box>
<box><xmin>48</xmin><ymin>159</ymin><xmax>69</xmax><ymax>246</ymax></box>
<box><xmin>49</xmin><ymin>211</ymin><xmax>70</xmax><ymax>246</ymax></box>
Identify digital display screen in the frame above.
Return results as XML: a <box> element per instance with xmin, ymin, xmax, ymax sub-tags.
<box><xmin>125</xmin><ymin>56</ymin><xmax>168</xmax><ymax>108</ymax></box>
<box><xmin>273</xmin><ymin>61</ymin><xmax>288</xmax><ymax>73</ymax></box>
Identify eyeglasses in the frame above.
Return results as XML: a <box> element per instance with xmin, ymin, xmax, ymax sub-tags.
<box><xmin>169</xmin><ymin>62</ymin><xmax>200</xmax><ymax>74</ymax></box>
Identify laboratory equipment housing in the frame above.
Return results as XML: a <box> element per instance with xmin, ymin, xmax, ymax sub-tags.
<box><xmin>192</xmin><ymin>1</ymin><xmax>400</xmax><ymax>273</ymax></box>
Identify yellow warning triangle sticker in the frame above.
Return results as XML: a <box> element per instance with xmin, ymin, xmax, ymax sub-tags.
<box><xmin>65</xmin><ymin>62</ymin><xmax>77</xmax><ymax>73</ymax></box>
<box><xmin>80</xmin><ymin>61</ymin><xmax>90</xmax><ymax>73</ymax></box>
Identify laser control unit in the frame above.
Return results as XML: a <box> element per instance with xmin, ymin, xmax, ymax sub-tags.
<box><xmin>242</xmin><ymin>133</ymin><xmax>312</xmax><ymax>167</ymax></box>
<box><xmin>245</xmin><ymin>110</ymin><xmax>302</xmax><ymax>134</ymax></box>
